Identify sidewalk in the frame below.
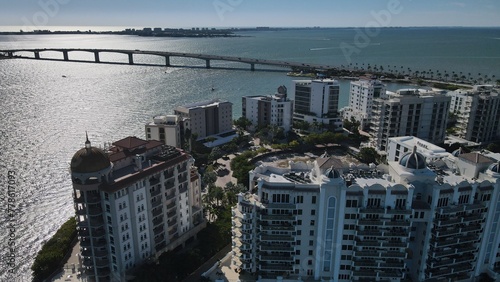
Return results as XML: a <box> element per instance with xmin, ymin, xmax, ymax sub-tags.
<box><xmin>50</xmin><ymin>241</ymin><xmax>85</xmax><ymax>282</ymax></box>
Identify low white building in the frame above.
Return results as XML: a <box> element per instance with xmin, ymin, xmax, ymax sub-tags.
<box><xmin>242</xmin><ymin>85</ymin><xmax>294</xmax><ymax>132</ymax></box>
<box><xmin>145</xmin><ymin>115</ymin><xmax>182</xmax><ymax>148</ymax></box>
<box><xmin>387</xmin><ymin>136</ymin><xmax>451</xmax><ymax>163</ymax></box>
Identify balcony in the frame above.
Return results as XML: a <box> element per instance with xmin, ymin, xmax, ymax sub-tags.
<box><xmin>353</xmin><ymin>260</ymin><xmax>377</xmax><ymax>267</ymax></box>
<box><xmin>434</xmin><ymin>217</ymin><xmax>462</xmax><ymax>227</ymax></box>
<box><xmin>378</xmin><ymin>271</ymin><xmax>403</xmax><ymax>278</ymax></box>
<box><xmin>165</xmin><ymin>182</ymin><xmax>175</xmax><ymax>190</ymax></box>
<box><xmin>259</xmin><ymin>245</ymin><xmax>293</xmax><ymax>252</ymax></box>
<box><xmin>355</xmin><ymin>251</ymin><xmax>380</xmax><ymax>258</ymax></box>
<box><xmin>153</xmin><ymin>225</ymin><xmax>164</xmax><ymax>235</ymax></box>
<box><xmin>179</xmin><ymin>184</ymin><xmax>188</xmax><ymax>194</ymax></box>
<box><xmin>260</xmin><ymin>214</ymin><xmax>294</xmax><ymax>221</ymax></box>
<box><xmin>356</xmin><ymin>240</ymin><xmax>380</xmax><ymax>247</ymax></box>
<box><xmin>151</xmin><ymin>199</ymin><xmax>162</xmax><ymax>208</ymax></box>
<box><xmin>154</xmin><ymin>235</ymin><xmax>165</xmax><ymax>244</ymax></box>
<box><xmin>352</xmin><ymin>271</ymin><xmax>377</xmax><ymax>278</ymax></box>
<box><xmin>259</xmin><ymin>255</ymin><xmax>294</xmax><ymax>262</ymax></box>
<box><xmin>359</xmin><ymin>207</ymin><xmax>385</xmax><ymax>214</ymax></box>
<box><xmin>357</xmin><ymin>230</ymin><xmax>382</xmax><ymax>237</ymax></box>
<box><xmin>385</xmin><ymin>220</ymin><xmax>410</xmax><ymax>227</ymax></box>
<box><xmin>462</xmin><ymin>214</ymin><xmax>483</xmax><ymax>223</ymax></box>
<box><xmin>379</xmin><ymin>262</ymin><xmax>405</xmax><ymax>269</ymax></box>
<box><xmin>167</xmin><ymin>210</ymin><xmax>176</xmax><ymax>218</ymax></box>
<box><xmin>259</xmin><ymin>263</ymin><xmax>293</xmax><ymax>271</ymax></box>
<box><xmin>386</xmin><ymin>208</ymin><xmax>412</xmax><ymax>215</ymax></box>
<box><xmin>259</xmin><ymin>225</ymin><xmax>294</xmax><ymax>231</ymax></box>
<box><xmin>166</xmin><ymin>201</ymin><xmax>176</xmax><ymax>210</ymax></box>
<box><xmin>166</xmin><ymin>192</ymin><xmax>175</xmax><ymax>200</ymax></box>
<box><xmin>382</xmin><ymin>241</ymin><xmax>407</xmax><ymax>248</ymax></box>
<box><xmin>153</xmin><ymin>216</ymin><xmax>164</xmax><ymax>226</ymax></box>
<box><xmin>260</xmin><ymin>234</ymin><xmax>294</xmax><ymax>242</ymax></box>
<box><xmin>358</xmin><ymin>219</ymin><xmax>384</xmax><ymax>226</ymax></box>
<box><xmin>385</xmin><ymin>252</ymin><xmax>407</xmax><ymax>258</ymax></box>
<box><xmin>89</xmin><ymin>217</ymin><xmax>104</xmax><ymax>227</ymax></box>
<box><xmin>151</xmin><ymin>188</ymin><xmax>161</xmax><ymax>198</ymax></box>
<box><xmin>152</xmin><ymin>208</ymin><xmax>163</xmax><ymax>217</ymax></box>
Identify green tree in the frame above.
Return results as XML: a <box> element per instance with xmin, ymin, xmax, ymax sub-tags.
<box><xmin>358</xmin><ymin>147</ymin><xmax>379</xmax><ymax>164</ymax></box>
<box><xmin>208</xmin><ymin>146</ymin><xmax>224</xmax><ymax>162</ymax></box>
<box><xmin>234</xmin><ymin>116</ymin><xmax>252</xmax><ymax>131</ymax></box>
<box><xmin>202</xmin><ymin>171</ymin><xmax>217</xmax><ymax>188</ymax></box>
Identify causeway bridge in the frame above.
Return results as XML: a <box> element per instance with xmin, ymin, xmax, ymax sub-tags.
<box><xmin>0</xmin><ymin>48</ymin><xmax>336</xmax><ymax>71</ymax></box>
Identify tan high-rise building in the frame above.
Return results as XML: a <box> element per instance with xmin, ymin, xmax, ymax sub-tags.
<box><xmin>174</xmin><ymin>99</ymin><xmax>233</xmax><ymax>140</ymax></box>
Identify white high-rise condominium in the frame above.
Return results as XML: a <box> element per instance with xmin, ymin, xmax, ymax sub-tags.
<box><xmin>291</xmin><ymin>79</ymin><xmax>342</xmax><ymax>131</ymax></box>
<box><xmin>342</xmin><ymin>78</ymin><xmax>386</xmax><ymax>130</ymax></box>
<box><xmin>231</xmin><ymin>139</ymin><xmax>500</xmax><ymax>282</ymax></box>
<box><xmin>70</xmin><ymin>135</ymin><xmax>205</xmax><ymax>282</ymax></box>
<box><xmin>447</xmin><ymin>85</ymin><xmax>500</xmax><ymax>143</ymax></box>
<box><xmin>370</xmin><ymin>89</ymin><xmax>451</xmax><ymax>151</ymax></box>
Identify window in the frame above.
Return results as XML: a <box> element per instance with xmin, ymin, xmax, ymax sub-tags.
<box><xmin>311</xmin><ymin>210</ymin><xmax>316</xmax><ymax>216</ymax></box>
<box><xmin>308</xmin><ymin>250</ymin><xmax>313</xmax><ymax>256</ymax></box>
<box><xmin>309</xmin><ymin>240</ymin><xmax>314</xmax><ymax>246</ymax></box>
<box><xmin>309</xmin><ymin>230</ymin><xmax>314</xmax><ymax>236</ymax></box>
<box><xmin>312</xmin><ymin>196</ymin><xmax>317</xmax><ymax>204</ymax></box>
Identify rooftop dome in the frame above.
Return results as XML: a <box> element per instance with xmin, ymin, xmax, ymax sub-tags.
<box><xmin>70</xmin><ymin>135</ymin><xmax>110</xmax><ymax>173</ymax></box>
<box><xmin>488</xmin><ymin>162</ymin><xmax>500</xmax><ymax>173</ymax></box>
<box><xmin>325</xmin><ymin>166</ymin><xmax>341</xmax><ymax>179</ymax></box>
<box><xmin>451</xmin><ymin>147</ymin><xmax>463</xmax><ymax>157</ymax></box>
<box><xmin>399</xmin><ymin>146</ymin><xmax>426</xmax><ymax>170</ymax></box>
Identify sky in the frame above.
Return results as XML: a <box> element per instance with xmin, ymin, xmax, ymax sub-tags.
<box><xmin>0</xmin><ymin>0</ymin><xmax>499</xmax><ymax>30</ymax></box>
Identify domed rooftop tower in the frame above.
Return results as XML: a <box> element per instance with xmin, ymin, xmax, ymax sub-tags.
<box><xmin>399</xmin><ymin>146</ymin><xmax>427</xmax><ymax>170</ymax></box>
<box><xmin>70</xmin><ymin>133</ymin><xmax>112</xmax><ymax>282</ymax></box>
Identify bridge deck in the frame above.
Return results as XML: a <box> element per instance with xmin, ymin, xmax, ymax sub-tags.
<box><xmin>0</xmin><ymin>48</ymin><xmax>336</xmax><ymax>71</ymax></box>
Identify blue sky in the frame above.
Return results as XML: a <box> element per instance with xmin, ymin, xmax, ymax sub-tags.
<box><xmin>0</xmin><ymin>0</ymin><xmax>499</xmax><ymax>29</ymax></box>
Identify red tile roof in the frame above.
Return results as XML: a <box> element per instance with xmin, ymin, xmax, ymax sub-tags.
<box><xmin>113</xmin><ymin>136</ymin><xmax>149</xmax><ymax>150</ymax></box>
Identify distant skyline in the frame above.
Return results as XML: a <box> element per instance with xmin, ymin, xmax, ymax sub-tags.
<box><xmin>0</xmin><ymin>0</ymin><xmax>499</xmax><ymax>30</ymax></box>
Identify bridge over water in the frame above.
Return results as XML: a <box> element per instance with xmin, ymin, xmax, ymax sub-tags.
<box><xmin>0</xmin><ymin>48</ymin><xmax>337</xmax><ymax>72</ymax></box>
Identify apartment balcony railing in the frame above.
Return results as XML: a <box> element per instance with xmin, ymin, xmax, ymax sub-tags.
<box><xmin>260</xmin><ymin>214</ymin><xmax>294</xmax><ymax>221</ymax></box>
<box><xmin>152</xmin><ymin>208</ymin><xmax>163</xmax><ymax>217</ymax></box>
<box><xmin>259</xmin><ymin>234</ymin><xmax>294</xmax><ymax>242</ymax></box>
<box><xmin>150</xmin><ymin>189</ymin><xmax>161</xmax><ymax>198</ymax></box>
<box><xmin>259</xmin><ymin>255</ymin><xmax>294</xmax><ymax>262</ymax></box>
<box><xmin>259</xmin><ymin>263</ymin><xmax>293</xmax><ymax>271</ymax></box>
<box><xmin>259</xmin><ymin>245</ymin><xmax>293</xmax><ymax>252</ymax></box>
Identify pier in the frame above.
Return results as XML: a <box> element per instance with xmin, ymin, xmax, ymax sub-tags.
<box><xmin>0</xmin><ymin>48</ymin><xmax>336</xmax><ymax>72</ymax></box>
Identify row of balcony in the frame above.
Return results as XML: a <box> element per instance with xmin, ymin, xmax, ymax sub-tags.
<box><xmin>425</xmin><ymin>262</ymin><xmax>473</xmax><ymax>279</ymax></box>
<box><xmin>352</xmin><ymin>270</ymin><xmax>403</xmax><ymax>279</ymax></box>
<box><xmin>432</xmin><ymin>224</ymin><xmax>482</xmax><ymax>237</ymax></box>
<box><xmin>356</xmin><ymin>240</ymin><xmax>408</xmax><ymax>248</ymax></box>
<box><xmin>353</xmin><ymin>259</ymin><xmax>406</xmax><ymax>269</ymax></box>
<box><xmin>357</xmin><ymin>229</ymin><xmax>409</xmax><ymax>238</ymax></box>
<box><xmin>437</xmin><ymin>201</ymin><xmax>484</xmax><ymax>215</ymax></box>
<box><xmin>430</xmin><ymin>235</ymin><xmax>478</xmax><ymax>248</ymax></box>
<box><xmin>427</xmin><ymin>255</ymin><xmax>475</xmax><ymax>268</ymax></box>
<box><xmin>358</xmin><ymin>218</ymin><xmax>411</xmax><ymax>227</ymax></box>
<box><xmin>354</xmin><ymin>250</ymin><xmax>407</xmax><ymax>259</ymax></box>
<box><xmin>430</xmin><ymin>246</ymin><xmax>477</xmax><ymax>259</ymax></box>
<box><xmin>433</xmin><ymin>214</ymin><xmax>483</xmax><ymax>227</ymax></box>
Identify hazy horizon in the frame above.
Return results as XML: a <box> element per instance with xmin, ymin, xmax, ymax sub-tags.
<box><xmin>1</xmin><ymin>0</ymin><xmax>499</xmax><ymax>31</ymax></box>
